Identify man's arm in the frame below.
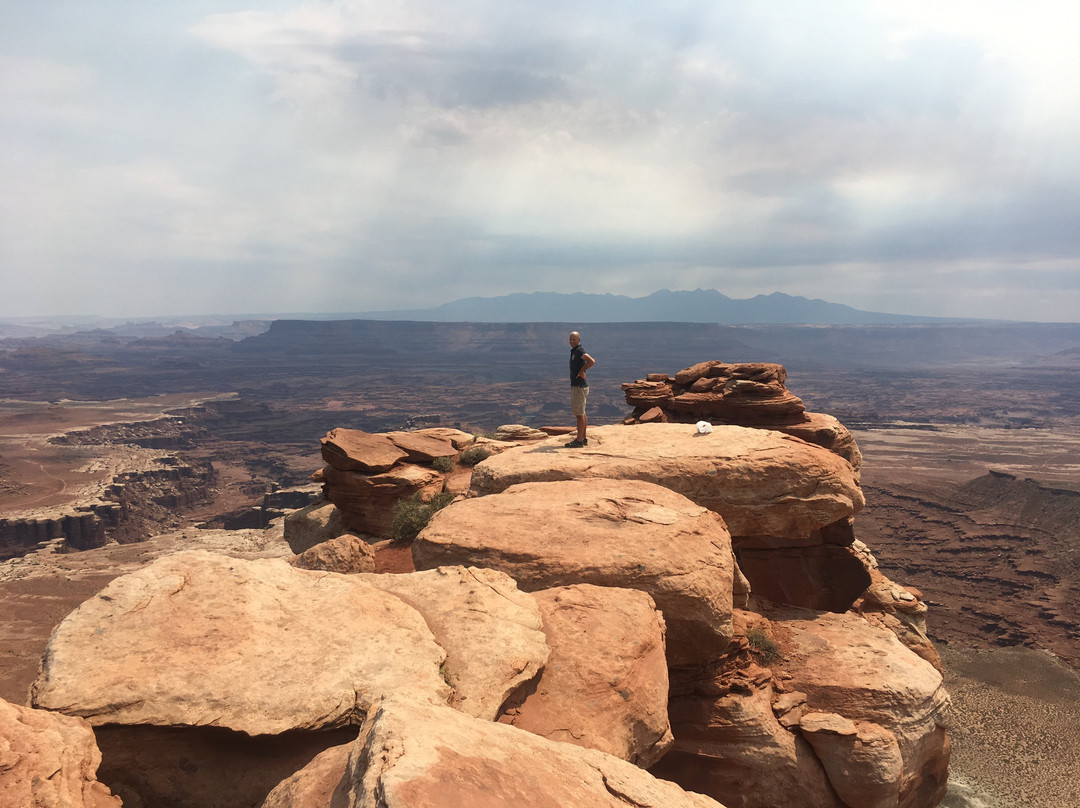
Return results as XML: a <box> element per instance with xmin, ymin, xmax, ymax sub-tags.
<box><xmin>577</xmin><ymin>353</ymin><xmax>595</xmax><ymax>380</ymax></box>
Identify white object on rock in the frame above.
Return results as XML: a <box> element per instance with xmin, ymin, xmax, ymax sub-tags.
<box><xmin>696</xmin><ymin>421</ymin><xmax>714</xmax><ymax>434</ymax></box>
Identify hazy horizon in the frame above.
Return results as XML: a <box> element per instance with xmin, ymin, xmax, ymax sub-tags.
<box><xmin>3</xmin><ymin>2</ymin><xmax>1078</xmax><ymax>322</ymax></box>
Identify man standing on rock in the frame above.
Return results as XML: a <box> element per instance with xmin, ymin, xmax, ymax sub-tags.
<box><xmin>567</xmin><ymin>331</ymin><xmax>595</xmax><ymax>448</ymax></box>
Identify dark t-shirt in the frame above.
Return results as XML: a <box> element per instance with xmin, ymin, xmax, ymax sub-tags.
<box><xmin>570</xmin><ymin>344</ymin><xmax>589</xmax><ymax>387</ymax></box>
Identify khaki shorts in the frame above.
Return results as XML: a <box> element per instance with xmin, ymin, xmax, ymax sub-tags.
<box><xmin>571</xmin><ymin>385</ymin><xmax>589</xmax><ymax>416</ymax></box>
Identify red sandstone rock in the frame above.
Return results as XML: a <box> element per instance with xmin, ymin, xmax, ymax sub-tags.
<box><xmin>320</xmin><ymin>428</ymin><xmax>407</xmax><ymax>473</ymax></box>
<box><xmin>0</xmin><ymin>696</ymin><xmax>122</xmax><ymax>808</ymax></box>
<box><xmin>769</xmin><ymin>607</ymin><xmax>952</xmax><ymax>808</ymax></box>
<box><xmin>384</xmin><ymin>430</ymin><xmax>457</xmax><ymax>462</ymax></box>
<box><xmin>415</xmin><ymin>478</ymin><xmax>734</xmax><ymax>664</ymax></box>
<box><xmin>800</xmin><ymin>711</ymin><xmax>905</xmax><ymax>808</ymax></box>
<box><xmin>469</xmin><ymin>424</ymin><xmax>864</xmax><ymax>541</ymax></box>
<box><xmin>347</xmin><ymin>697</ymin><xmax>728</xmax><ymax>808</ymax></box>
<box><xmin>499</xmin><ymin>584</ymin><xmax>673</xmax><ymax>767</ymax></box>
<box><xmin>260</xmin><ymin>743</ymin><xmax>351</xmax><ymax>808</ymax></box>
<box><xmin>653</xmin><ymin>647</ymin><xmax>842</xmax><ymax>808</ymax></box>
<box><xmin>290</xmin><ymin>533</ymin><xmax>376</xmax><ymax>574</ymax></box>
<box><xmin>283</xmin><ymin>499</ymin><xmax>346</xmax><ymax>553</ymax></box>
<box><xmin>322</xmin><ymin>463</ymin><xmax>442</xmax><ymax>537</ymax></box>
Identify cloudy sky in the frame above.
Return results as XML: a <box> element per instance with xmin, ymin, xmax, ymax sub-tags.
<box><xmin>2</xmin><ymin>1</ymin><xmax>1078</xmax><ymax>321</ymax></box>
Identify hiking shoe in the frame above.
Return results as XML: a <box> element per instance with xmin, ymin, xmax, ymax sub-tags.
<box><xmin>564</xmin><ymin>438</ymin><xmax>587</xmax><ymax>448</ymax></box>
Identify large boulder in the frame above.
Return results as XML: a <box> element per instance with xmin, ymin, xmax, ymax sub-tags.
<box><xmin>290</xmin><ymin>533</ymin><xmax>376</xmax><ymax>573</ymax></box>
<box><xmin>359</xmin><ymin>566</ymin><xmax>550</xmax><ymax>721</ymax></box>
<box><xmin>343</xmin><ymin>697</ymin><xmax>728</xmax><ymax>808</ymax></box>
<box><xmin>469</xmin><ymin>423</ymin><xmax>864</xmax><ymax>541</ymax></box>
<box><xmin>414</xmin><ymin>479</ymin><xmax>734</xmax><ymax>664</ymax></box>
<box><xmin>770</xmin><ymin>607</ymin><xmax>952</xmax><ymax>808</ymax></box>
<box><xmin>283</xmin><ymin>499</ymin><xmax>347</xmax><ymax>553</ymax></box>
<box><xmin>0</xmin><ymin>696</ymin><xmax>122</xmax><ymax>808</ymax></box>
<box><xmin>499</xmin><ymin>584</ymin><xmax>673</xmax><ymax>767</ymax></box>
<box><xmin>30</xmin><ymin>550</ymin><xmax>450</xmax><ymax>733</ymax></box>
<box><xmin>800</xmin><ymin>711</ymin><xmax>905</xmax><ymax>808</ymax></box>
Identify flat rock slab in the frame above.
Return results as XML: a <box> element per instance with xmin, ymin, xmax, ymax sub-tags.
<box><xmin>344</xmin><ymin>696</ymin><xmax>729</xmax><ymax>808</ymax></box>
<box><xmin>500</xmin><ymin>584</ymin><xmax>673</xmax><ymax>767</ymax></box>
<box><xmin>359</xmin><ymin>566</ymin><xmax>550</xmax><ymax>721</ymax></box>
<box><xmin>320</xmin><ymin>428</ymin><xmax>407</xmax><ymax>473</ymax></box>
<box><xmin>415</xmin><ymin>479</ymin><xmax>733</xmax><ymax>664</ymax></box>
<box><xmin>470</xmin><ymin>423</ymin><xmax>864</xmax><ymax>539</ymax></box>
<box><xmin>31</xmin><ymin>550</ymin><xmax>450</xmax><ymax>734</ymax></box>
<box><xmin>384</xmin><ymin>431</ymin><xmax>458</xmax><ymax>462</ymax></box>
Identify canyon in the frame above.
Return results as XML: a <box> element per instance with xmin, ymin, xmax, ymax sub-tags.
<box><xmin>1</xmin><ymin>319</ymin><xmax>1079</xmax><ymax>806</ymax></box>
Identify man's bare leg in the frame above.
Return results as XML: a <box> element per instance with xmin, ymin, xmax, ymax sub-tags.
<box><xmin>577</xmin><ymin>413</ymin><xmax>587</xmax><ymax>443</ymax></box>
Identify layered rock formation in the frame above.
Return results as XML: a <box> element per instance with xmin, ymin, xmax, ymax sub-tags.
<box><xmin>315</xmin><ymin>427</ymin><xmax>468</xmax><ymax>537</ymax></box>
<box><xmin>0</xmin><ymin>455</ymin><xmax>215</xmax><ymax>558</ymax></box>
<box><xmin>622</xmin><ymin>361</ymin><xmax>862</xmax><ymax>470</ymax></box>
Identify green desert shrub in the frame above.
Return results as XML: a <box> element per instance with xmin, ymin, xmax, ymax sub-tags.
<box><xmin>389</xmin><ymin>491</ymin><xmax>456</xmax><ymax>543</ymax></box>
<box><xmin>458</xmin><ymin>445</ymin><xmax>491</xmax><ymax>466</ymax></box>
<box><xmin>746</xmin><ymin>626</ymin><xmax>782</xmax><ymax>666</ymax></box>
<box><xmin>431</xmin><ymin>455</ymin><xmax>455</xmax><ymax>473</ymax></box>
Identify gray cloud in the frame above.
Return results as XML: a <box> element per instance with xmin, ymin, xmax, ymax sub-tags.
<box><xmin>1</xmin><ymin>1</ymin><xmax>1078</xmax><ymax>322</ymax></box>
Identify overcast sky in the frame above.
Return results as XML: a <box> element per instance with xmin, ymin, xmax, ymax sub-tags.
<box><xmin>2</xmin><ymin>1</ymin><xmax>1078</xmax><ymax>322</ymax></box>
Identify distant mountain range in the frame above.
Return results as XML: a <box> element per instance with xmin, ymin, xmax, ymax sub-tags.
<box><xmin>348</xmin><ymin>290</ymin><xmax>960</xmax><ymax>325</ymax></box>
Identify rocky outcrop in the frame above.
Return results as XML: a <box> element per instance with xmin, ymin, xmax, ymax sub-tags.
<box><xmin>415</xmin><ymin>479</ymin><xmax>734</xmax><ymax>664</ymax></box>
<box><xmin>0</xmin><ymin>696</ymin><xmax>122</xmax><ymax>808</ymax></box>
<box><xmin>468</xmin><ymin>423</ymin><xmax>869</xmax><ymax>612</ymax></box>
<box><xmin>30</xmin><ymin>550</ymin><xmax>451</xmax><ymax>732</ymax></box>
<box><xmin>470</xmin><ymin>423</ymin><xmax>864</xmax><ymax>541</ymax></box>
<box><xmin>623</xmin><ymin>362</ymin><xmax>805</xmax><ymax>424</ymax></box>
<box><xmin>499</xmin><ymin>584</ymin><xmax>673</xmax><ymax>767</ymax></box>
<box><xmin>622</xmin><ymin>362</ymin><xmax>861</xmax><ymax>470</ymax></box>
<box><xmin>342</xmin><ymin>697</ymin><xmax>726</xmax><ymax>808</ymax></box>
<box><xmin>769</xmin><ymin>607</ymin><xmax>952</xmax><ymax>808</ymax></box>
<box><xmin>317</xmin><ymin>427</ymin><xmax>462</xmax><ymax>537</ymax></box>
<box><xmin>653</xmin><ymin>607</ymin><xmax>950</xmax><ymax>808</ymax></box>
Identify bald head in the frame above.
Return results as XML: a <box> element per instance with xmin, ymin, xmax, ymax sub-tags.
<box><xmin>568</xmin><ymin>331</ymin><xmax>581</xmax><ymax>347</ymax></box>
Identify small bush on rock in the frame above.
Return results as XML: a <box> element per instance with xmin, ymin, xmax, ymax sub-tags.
<box><xmin>458</xmin><ymin>445</ymin><xmax>491</xmax><ymax>466</ymax></box>
<box><xmin>390</xmin><ymin>491</ymin><xmax>456</xmax><ymax>543</ymax></box>
<box><xmin>432</xmin><ymin>456</ymin><xmax>455</xmax><ymax>473</ymax></box>
<box><xmin>746</xmin><ymin>626</ymin><xmax>782</xmax><ymax>665</ymax></box>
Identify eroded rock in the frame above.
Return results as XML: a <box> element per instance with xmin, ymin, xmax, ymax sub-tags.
<box><xmin>770</xmin><ymin>607</ymin><xmax>952</xmax><ymax>808</ymax></box>
<box><xmin>470</xmin><ymin>423</ymin><xmax>864</xmax><ymax>540</ymax></box>
<box><xmin>0</xmin><ymin>696</ymin><xmax>122</xmax><ymax>808</ymax></box>
<box><xmin>290</xmin><ymin>533</ymin><xmax>376</xmax><ymax>574</ymax></box>
<box><xmin>415</xmin><ymin>478</ymin><xmax>734</xmax><ymax>664</ymax></box>
<box><xmin>359</xmin><ymin>566</ymin><xmax>550</xmax><ymax>721</ymax></box>
<box><xmin>499</xmin><ymin>584</ymin><xmax>673</xmax><ymax>767</ymax></box>
<box><xmin>283</xmin><ymin>499</ymin><xmax>346</xmax><ymax>553</ymax></box>
<box><xmin>30</xmin><ymin>550</ymin><xmax>450</xmax><ymax>733</ymax></box>
<box><xmin>320</xmin><ymin>428</ymin><xmax>407</xmax><ymax>473</ymax></box>
<box><xmin>344</xmin><ymin>697</ymin><xmax>728</xmax><ymax>808</ymax></box>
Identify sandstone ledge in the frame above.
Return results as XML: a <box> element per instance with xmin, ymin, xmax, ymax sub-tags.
<box><xmin>470</xmin><ymin>423</ymin><xmax>864</xmax><ymax>539</ymax></box>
